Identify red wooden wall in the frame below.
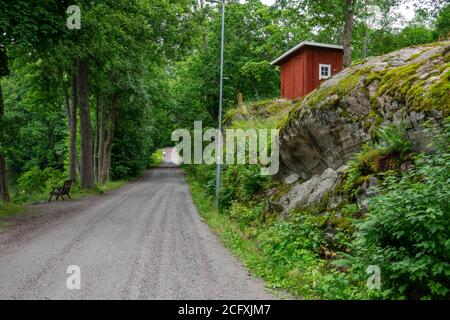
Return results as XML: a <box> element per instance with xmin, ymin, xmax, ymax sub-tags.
<box><xmin>280</xmin><ymin>46</ymin><xmax>343</xmax><ymax>100</ymax></box>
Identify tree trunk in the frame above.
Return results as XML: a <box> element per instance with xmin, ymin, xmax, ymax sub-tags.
<box><xmin>63</xmin><ymin>84</ymin><xmax>70</xmax><ymax>125</ymax></box>
<box><xmin>97</xmin><ymin>96</ymin><xmax>106</xmax><ymax>182</ymax></box>
<box><xmin>99</xmin><ymin>93</ymin><xmax>117</xmax><ymax>184</ymax></box>
<box><xmin>94</xmin><ymin>95</ymin><xmax>99</xmax><ymax>182</ymax></box>
<box><xmin>76</xmin><ymin>58</ymin><xmax>94</xmax><ymax>189</ymax></box>
<box><xmin>62</xmin><ymin>72</ymin><xmax>77</xmax><ymax>181</ymax></box>
<box><xmin>107</xmin><ymin>151</ymin><xmax>111</xmax><ymax>182</ymax></box>
<box><xmin>0</xmin><ymin>80</ymin><xmax>10</xmax><ymax>202</ymax></box>
<box><xmin>69</xmin><ymin>67</ymin><xmax>78</xmax><ymax>181</ymax></box>
<box><xmin>343</xmin><ymin>0</ymin><xmax>354</xmax><ymax>68</ymax></box>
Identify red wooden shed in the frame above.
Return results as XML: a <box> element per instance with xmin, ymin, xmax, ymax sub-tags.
<box><xmin>271</xmin><ymin>41</ymin><xmax>344</xmax><ymax>100</ymax></box>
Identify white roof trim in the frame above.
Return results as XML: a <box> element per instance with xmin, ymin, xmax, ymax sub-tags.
<box><xmin>271</xmin><ymin>41</ymin><xmax>343</xmax><ymax>65</ymax></box>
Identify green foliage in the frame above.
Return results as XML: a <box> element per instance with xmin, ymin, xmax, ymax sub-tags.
<box><xmin>222</xmin><ymin>164</ymin><xmax>270</xmax><ymax>204</ymax></box>
<box><xmin>187</xmin><ymin>166</ymin><xmax>360</xmax><ymax>299</ymax></box>
<box><xmin>348</xmin><ymin>120</ymin><xmax>450</xmax><ymax>299</ymax></box>
<box><xmin>16</xmin><ymin>166</ymin><xmax>67</xmax><ymax>196</ymax></box>
<box><xmin>186</xmin><ymin>161</ymin><xmax>270</xmax><ymax>210</ymax></box>
<box><xmin>111</xmin><ymin>106</ymin><xmax>155</xmax><ymax>179</ymax></box>
<box><xmin>258</xmin><ymin>215</ymin><xmax>325</xmax><ymax>268</ymax></box>
<box><xmin>0</xmin><ymin>0</ymin><xmax>68</xmax><ymax>50</ymax></box>
<box><xmin>0</xmin><ymin>202</ymin><xmax>23</xmax><ymax>232</ymax></box>
<box><xmin>0</xmin><ymin>202</ymin><xmax>22</xmax><ymax>218</ymax></box>
<box><xmin>0</xmin><ymin>49</ymin><xmax>9</xmax><ymax>77</ymax></box>
<box><xmin>344</xmin><ymin>125</ymin><xmax>413</xmax><ymax>194</ymax></box>
<box><xmin>149</xmin><ymin>149</ymin><xmax>164</xmax><ymax>168</ymax></box>
<box><xmin>228</xmin><ymin>202</ymin><xmax>263</xmax><ymax>227</ymax></box>
<box><xmin>377</xmin><ymin>125</ymin><xmax>414</xmax><ymax>157</ymax></box>
<box><xmin>1</xmin><ymin>0</ymin><xmax>449</xmax><ymax>300</ymax></box>
<box><xmin>434</xmin><ymin>3</ymin><xmax>450</xmax><ymax>39</ymax></box>
<box><xmin>0</xmin><ymin>0</ymin><xmax>198</xmax><ymax>201</ymax></box>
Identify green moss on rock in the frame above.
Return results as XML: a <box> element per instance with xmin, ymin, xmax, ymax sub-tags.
<box><xmin>279</xmin><ymin>42</ymin><xmax>450</xmax><ymax>132</ymax></box>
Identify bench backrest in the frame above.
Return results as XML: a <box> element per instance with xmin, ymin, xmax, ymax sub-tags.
<box><xmin>61</xmin><ymin>180</ymin><xmax>73</xmax><ymax>195</ymax></box>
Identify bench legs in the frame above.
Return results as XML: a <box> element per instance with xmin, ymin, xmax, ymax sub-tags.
<box><xmin>48</xmin><ymin>193</ymin><xmax>71</xmax><ymax>202</ymax></box>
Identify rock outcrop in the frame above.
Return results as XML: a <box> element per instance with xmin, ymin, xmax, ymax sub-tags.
<box><xmin>277</xmin><ymin>167</ymin><xmax>339</xmax><ymax>210</ymax></box>
<box><xmin>277</xmin><ymin>42</ymin><xmax>449</xmax><ymax>211</ymax></box>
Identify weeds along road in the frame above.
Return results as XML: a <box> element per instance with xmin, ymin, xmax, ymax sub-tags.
<box><xmin>0</xmin><ymin>167</ymin><xmax>274</xmax><ymax>300</ymax></box>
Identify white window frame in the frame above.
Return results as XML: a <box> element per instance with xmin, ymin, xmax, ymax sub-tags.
<box><xmin>319</xmin><ymin>64</ymin><xmax>331</xmax><ymax>80</ymax></box>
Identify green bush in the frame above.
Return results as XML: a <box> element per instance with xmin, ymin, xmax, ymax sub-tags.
<box><xmin>377</xmin><ymin>125</ymin><xmax>413</xmax><ymax>158</ymax></box>
<box><xmin>149</xmin><ymin>149</ymin><xmax>164</xmax><ymax>167</ymax></box>
<box><xmin>187</xmin><ymin>163</ymin><xmax>270</xmax><ymax>210</ymax></box>
<box><xmin>17</xmin><ymin>166</ymin><xmax>67</xmax><ymax>196</ymax></box>
<box><xmin>16</xmin><ymin>166</ymin><xmax>44</xmax><ymax>195</ymax></box>
<box><xmin>344</xmin><ymin>145</ymin><xmax>384</xmax><ymax>195</ymax></box>
<box><xmin>348</xmin><ymin>120</ymin><xmax>450</xmax><ymax>299</ymax></box>
<box><xmin>228</xmin><ymin>202</ymin><xmax>264</xmax><ymax>227</ymax></box>
<box><xmin>257</xmin><ymin>214</ymin><xmax>326</xmax><ymax>269</ymax></box>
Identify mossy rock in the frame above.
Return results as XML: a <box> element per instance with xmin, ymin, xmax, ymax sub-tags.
<box><xmin>282</xmin><ymin>42</ymin><xmax>449</xmax><ymax>131</ymax></box>
<box><xmin>279</xmin><ymin>42</ymin><xmax>449</xmax><ymax>180</ymax></box>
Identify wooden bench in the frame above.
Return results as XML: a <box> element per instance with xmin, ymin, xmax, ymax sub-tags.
<box><xmin>48</xmin><ymin>179</ymin><xmax>73</xmax><ymax>202</ymax></box>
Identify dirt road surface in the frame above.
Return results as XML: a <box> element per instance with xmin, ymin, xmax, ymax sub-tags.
<box><xmin>0</xmin><ymin>167</ymin><xmax>274</xmax><ymax>300</ymax></box>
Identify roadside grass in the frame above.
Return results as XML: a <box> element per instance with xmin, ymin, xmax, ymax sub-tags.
<box><xmin>184</xmin><ymin>172</ymin><xmax>305</xmax><ymax>299</ymax></box>
<box><xmin>0</xmin><ymin>202</ymin><xmax>24</xmax><ymax>232</ymax></box>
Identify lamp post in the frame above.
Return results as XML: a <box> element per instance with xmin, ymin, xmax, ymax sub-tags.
<box><xmin>206</xmin><ymin>0</ymin><xmax>225</xmax><ymax>209</ymax></box>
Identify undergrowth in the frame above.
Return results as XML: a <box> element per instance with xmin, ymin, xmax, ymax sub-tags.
<box><xmin>184</xmin><ymin>119</ymin><xmax>450</xmax><ymax>300</ymax></box>
<box><xmin>344</xmin><ymin>125</ymin><xmax>413</xmax><ymax>195</ymax></box>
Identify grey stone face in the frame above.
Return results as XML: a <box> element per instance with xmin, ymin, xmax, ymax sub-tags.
<box><xmin>280</xmin><ymin>168</ymin><xmax>338</xmax><ymax>210</ymax></box>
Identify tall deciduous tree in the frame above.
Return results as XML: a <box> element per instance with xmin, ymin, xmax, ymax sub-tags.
<box><xmin>343</xmin><ymin>0</ymin><xmax>355</xmax><ymax>67</ymax></box>
<box><xmin>0</xmin><ymin>0</ymin><xmax>68</xmax><ymax>200</ymax></box>
<box><xmin>0</xmin><ymin>77</ymin><xmax>9</xmax><ymax>202</ymax></box>
<box><xmin>69</xmin><ymin>64</ymin><xmax>78</xmax><ymax>181</ymax></box>
<box><xmin>0</xmin><ymin>46</ymin><xmax>9</xmax><ymax>202</ymax></box>
<box><xmin>76</xmin><ymin>58</ymin><xmax>94</xmax><ymax>189</ymax></box>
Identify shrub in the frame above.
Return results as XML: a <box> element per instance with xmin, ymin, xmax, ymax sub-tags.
<box><xmin>149</xmin><ymin>149</ymin><xmax>164</xmax><ymax>167</ymax></box>
<box><xmin>17</xmin><ymin>166</ymin><xmax>67</xmax><ymax>196</ymax></box>
<box><xmin>43</xmin><ymin>167</ymin><xmax>67</xmax><ymax>191</ymax></box>
<box><xmin>216</xmin><ymin>164</ymin><xmax>269</xmax><ymax>208</ymax></box>
<box><xmin>377</xmin><ymin>125</ymin><xmax>413</xmax><ymax>158</ymax></box>
<box><xmin>17</xmin><ymin>166</ymin><xmax>45</xmax><ymax>194</ymax></box>
<box><xmin>348</xmin><ymin>120</ymin><xmax>450</xmax><ymax>299</ymax></box>
<box><xmin>257</xmin><ymin>214</ymin><xmax>326</xmax><ymax>269</ymax></box>
<box><xmin>228</xmin><ymin>202</ymin><xmax>263</xmax><ymax>227</ymax></box>
<box><xmin>344</xmin><ymin>145</ymin><xmax>383</xmax><ymax>194</ymax></box>
<box><xmin>344</xmin><ymin>124</ymin><xmax>413</xmax><ymax>195</ymax></box>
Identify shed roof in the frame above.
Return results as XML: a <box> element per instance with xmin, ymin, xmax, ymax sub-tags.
<box><xmin>271</xmin><ymin>41</ymin><xmax>343</xmax><ymax>66</ymax></box>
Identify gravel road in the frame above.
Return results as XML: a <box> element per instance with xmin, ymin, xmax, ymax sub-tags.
<box><xmin>0</xmin><ymin>167</ymin><xmax>274</xmax><ymax>300</ymax></box>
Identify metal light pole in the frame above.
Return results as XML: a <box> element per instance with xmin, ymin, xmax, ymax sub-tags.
<box><xmin>207</xmin><ymin>0</ymin><xmax>225</xmax><ymax>209</ymax></box>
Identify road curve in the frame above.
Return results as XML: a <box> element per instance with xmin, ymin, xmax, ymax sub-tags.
<box><xmin>0</xmin><ymin>167</ymin><xmax>274</xmax><ymax>300</ymax></box>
